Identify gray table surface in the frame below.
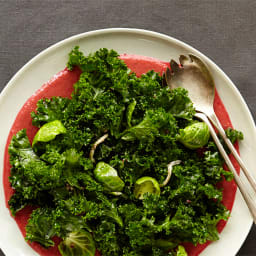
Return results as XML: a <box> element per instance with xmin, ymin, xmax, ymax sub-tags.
<box><xmin>0</xmin><ymin>1</ymin><xmax>255</xmax><ymax>255</ymax></box>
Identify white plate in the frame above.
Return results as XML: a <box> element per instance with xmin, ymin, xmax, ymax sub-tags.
<box><xmin>0</xmin><ymin>28</ymin><xmax>255</xmax><ymax>256</ymax></box>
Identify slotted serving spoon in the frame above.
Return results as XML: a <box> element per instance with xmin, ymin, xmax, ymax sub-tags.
<box><xmin>165</xmin><ymin>54</ymin><xmax>256</xmax><ymax>223</ymax></box>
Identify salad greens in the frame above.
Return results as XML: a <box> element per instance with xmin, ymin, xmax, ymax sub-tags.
<box><xmin>58</xmin><ymin>230</ymin><xmax>96</xmax><ymax>256</ymax></box>
<box><xmin>8</xmin><ymin>47</ymin><xmax>243</xmax><ymax>256</ymax></box>
<box><xmin>94</xmin><ymin>162</ymin><xmax>125</xmax><ymax>192</ymax></box>
<box><xmin>134</xmin><ymin>176</ymin><xmax>161</xmax><ymax>199</ymax></box>
<box><xmin>178</xmin><ymin>122</ymin><xmax>210</xmax><ymax>149</ymax></box>
<box><xmin>32</xmin><ymin>120</ymin><xmax>66</xmax><ymax>146</ymax></box>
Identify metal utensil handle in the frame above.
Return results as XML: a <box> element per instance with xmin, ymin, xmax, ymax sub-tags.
<box><xmin>207</xmin><ymin>112</ymin><xmax>256</xmax><ymax>194</ymax></box>
<box><xmin>195</xmin><ymin>112</ymin><xmax>256</xmax><ymax>224</ymax></box>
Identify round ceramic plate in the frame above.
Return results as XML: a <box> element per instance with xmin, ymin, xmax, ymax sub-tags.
<box><xmin>0</xmin><ymin>28</ymin><xmax>255</xmax><ymax>256</ymax></box>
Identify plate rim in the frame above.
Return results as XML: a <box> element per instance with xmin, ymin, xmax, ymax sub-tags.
<box><xmin>0</xmin><ymin>28</ymin><xmax>255</xmax><ymax>256</ymax></box>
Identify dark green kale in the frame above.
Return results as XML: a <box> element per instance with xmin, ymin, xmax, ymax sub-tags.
<box><xmin>225</xmin><ymin>127</ymin><xmax>244</xmax><ymax>144</ymax></box>
<box><xmin>121</xmin><ymin>108</ymin><xmax>177</xmax><ymax>143</ymax></box>
<box><xmin>26</xmin><ymin>206</ymin><xmax>88</xmax><ymax>247</ymax></box>
<box><xmin>208</xmin><ymin>126</ymin><xmax>244</xmax><ymax>156</ymax></box>
<box><xmin>8</xmin><ymin>129</ymin><xmax>64</xmax><ymax>214</ymax></box>
<box><xmin>8</xmin><ymin>47</ymin><xmax>244</xmax><ymax>256</ymax></box>
<box><xmin>31</xmin><ymin>97</ymin><xmax>70</xmax><ymax>127</ymax></box>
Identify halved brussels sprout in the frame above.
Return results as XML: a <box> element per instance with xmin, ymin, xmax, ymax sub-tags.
<box><xmin>134</xmin><ymin>176</ymin><xmax>160</xmax><ymax>199</ymax></box>
<box><xmin>58</xmin><ymin>230</ymin><xmax>95</xmax><ymax>256</ymax></box>
<box><xmin>178</xmin><ymin>122</ymin><xmax>210</xmax><ymax>149</ymax></box>
<box><xmin>94</xmin><ymin>162</ymin><xmax>125</xmax><ymax>192</ymax></box>
<box><xmin>32</xmin><ymin>120</ymin><xmax>66</xmax><ymax>147</ymax></box>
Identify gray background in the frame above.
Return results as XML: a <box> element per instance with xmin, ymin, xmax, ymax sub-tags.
<box><xmin>0</xmin><ymin>0</ymin><xmax>255</xmax><ymax>255</ymax></box>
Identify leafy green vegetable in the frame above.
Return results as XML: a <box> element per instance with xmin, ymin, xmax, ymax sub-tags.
<box><xmin>126</xmin><ymin>99</ymin><xmax>137</xmax><ymax>127</ymax></box>
<box><xmin>167</xmin><ymin>88</ymin><xmax>195</xmax><ymax>120</ymax></box>
<box><xmin>32</xmin><ymin>120</ymin><xmax>66</xmax><ymax>146</ymax></box>
<box><xmin>26</xmin><ymin>208</ymin><xmax>57</xmax><ymax>247</ymax></box>
<box><xmin>8</xmin><ymin>47</ymin><xmax>244</xmax><ymax>256</ymax></box>
<box><xmin>8</xmin><ymin>129</ymin><xmax>63</xmax><ymax>215</ymax></box>
<box><xmin>178</xmin><ymin>122</ymin><xmax>210</xmax><ymax>149</ymax></box>
<box><xmin>94</xmin><ymin>162</ymin><xmax>125</xmax><ymax>192</ymax></box>
<box><xmin>225</xmin><ymin>127</ymin><xmax>244</xmax><ymax>144</ymax></box>
<box><xmin>58</xmin><ymin>230</ymin><xmax>95</xmax><ymax>256</ymax></box>
<box><xmin>121</xmin><ymin>108</ymin><xmax>177</xmax><ymax>143</ymax></box>
<box><xmin>31</xmin><ymin>97</ymin><xmax>70</xmax><ymax>127</ymax></box>
<box><xmin>134</xmin><ymin>177</ymin><xmax>161</xmax><ymax>199</ymax></box>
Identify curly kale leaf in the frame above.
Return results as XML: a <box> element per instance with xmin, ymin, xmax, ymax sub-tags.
<box><xmin>25</xmin><ymin>207</ymin><xmax>58</xmax><ymax>247</ymax></box>
<box><xmin>204</xmin><ymin>150</ymin><xmax>233</xmax><ymax>182</ymax></box>
<box><xmin>8</xmin><ymin>191</ymin><xmax>33</xmax><ymax>216</ymax></box>
<box><xmin>8</xmin><ymin>130</ymin><xmax>94</xmax><ymax>215</ymax></box>
<box><xmin>208</xmin><ymin>127</ymin><xmax>243</xmax><ymax>155</ymax></box>
<box><xmin>26</xmin><ymin>207</ymin><xmax>87</xmax><ymax>248</ymax></box>
<box><xmin>121</xmin><ymin>108</ymin><xmax>177</xmax><ymax>143</ymax></box>
<box><xmin>159</xmin><ymin>203</ymin><xmax>227</xmax><ymax>244</ymax></box>
<box><xmin>118</xmin><ymin>203</ymin><xmax>144</xmax><ymax>224</ymax></box>
<box><xmin>93</xmin><ymin>220</ymin><xmax>120</xmax><ymax>256</ymax></box>
<box><xmin>142</xmin><ymin>193</ymin><xmax>169</xmax><ymax>217</ymax></box>
<box><xmin>8</xmin><ymin>130</ymin><xmax>63</xmax><ymax>210</ymax></box>
<box><xmin>63</xmin><ymin>73</ymin><xmax>126</xmax><ymax>138</ymax></box>
<box><xmin>62</xmin><ymin>192</ymin><xmax>123</xmax><ymax>227</ymax></box>
<box><xmin>31</xmin><ymin>97</ymin><xmax>70</xmax><ymax>127</ymax></box>
<box><xmin>8</xmin><ymin>129</ymin><xmax>39</xmax><ymax>170</ymax></box>
<box><xmin>167</xmin><ymin>88</ymin><xmax>195</xmax><ymax>120</ymax></box>
<box><xmin>68</xmin><ymin>46</ymin><xmax>131</xmax><ymax>101</ymax></box>
<box><xmin>225</xmin><ymin>127</ymin><xmax>244</xmax><ymax>144</ymax></box>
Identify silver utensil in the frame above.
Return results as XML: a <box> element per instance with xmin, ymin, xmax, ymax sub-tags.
<box><xmin>165</xmin><ymin>54</ymin><xmax>256</xmax><ymax>223</ymax></box>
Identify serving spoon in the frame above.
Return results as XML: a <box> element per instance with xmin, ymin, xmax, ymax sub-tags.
<box><xmin>165</xmin><ymin>54</ymin><xmax>256</xmax><ymax>223</ymax></box>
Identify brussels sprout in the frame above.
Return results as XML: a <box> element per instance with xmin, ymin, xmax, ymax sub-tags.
<box><xmin>32</xmin><ymin>120</ymin><xmax>66</xmax><ymax>147</ymax></box>
<box><xmin>94</xmin><ymin>162</ymin><xmax>125</xmax><ymax>192</ymax></box>
<box><xmin>134</xmin><ymin>176</ymin><xmax>160</xmax><ymax>199</ymax></box>
<box><xmin>178</xmin><ymin>122</ymin><xmax>210</xmax><ymax>149</ymax></box>
<box><xmin>58</xmin><ymin>230</ymin><xmax>95</xmax><ymax>256</ymax></box>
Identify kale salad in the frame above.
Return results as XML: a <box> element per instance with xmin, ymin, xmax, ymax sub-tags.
<box><xmin>8</xmin><ymin>47</ymin><xmax>243</xmax><ymax>256</ymax></box>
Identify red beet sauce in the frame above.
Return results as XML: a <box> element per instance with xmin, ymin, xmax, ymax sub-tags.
<box><xmin>3</xmin><ymin>55</ymin><xmax>239</xmax><ymax>256</ymax></box>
